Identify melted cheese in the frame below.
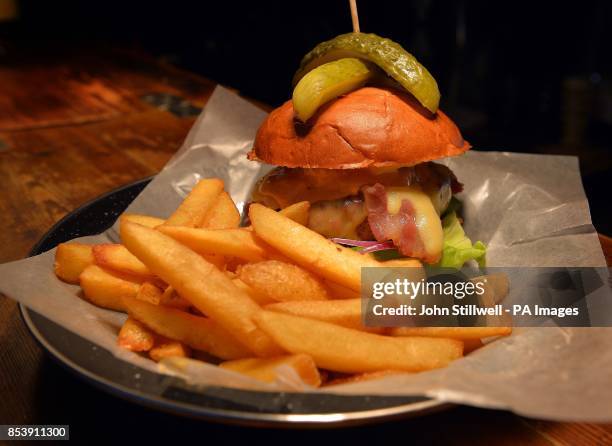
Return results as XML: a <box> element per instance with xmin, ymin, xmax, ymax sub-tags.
<box><xmin>386</xmin><ymin>186</ymin><xmax>443</xmax><ymax>260</ymax></box>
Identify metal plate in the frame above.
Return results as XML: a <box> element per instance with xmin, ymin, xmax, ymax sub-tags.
<box><xmin>20</xmin><ymin>178</ymin><xmax>448</xmax><ymax>427</ymax></box>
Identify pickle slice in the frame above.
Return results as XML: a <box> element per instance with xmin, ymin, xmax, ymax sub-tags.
<box><xmin>293</xmin><ymin>33</ymin><xmax>440</xmax><ymax>113</ymax></box>
<box><xmin>292</xmin><ymin>58</ymin><xmax>376</xmax><ymax>122</ymax></box>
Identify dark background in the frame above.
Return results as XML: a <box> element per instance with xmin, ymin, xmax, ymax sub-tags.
<box><xmin>2</xmin><ymin>0</ymin><xmax>611</xmax><ymax>233</ymax></box>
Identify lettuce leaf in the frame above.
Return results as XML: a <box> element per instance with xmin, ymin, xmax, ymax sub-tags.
<box><xmin>350</xmin><ymin>246</ymin><xmax>403</xmax><ymax>261</ymax></box>
<box><xmin>371</xmin><ymin>249</ymin><xmax>403</xmax><ymax>261</ymax></box>
<box><xmin>437</xmin><ymin>212</ymin><xmax>486</xmax><ymax>269</ymax></box>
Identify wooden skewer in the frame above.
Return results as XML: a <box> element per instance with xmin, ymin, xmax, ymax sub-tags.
<box><xmin>349</xmin><ymin>0</ymin><xmax>360</xmax><ymax>33</ymax></box>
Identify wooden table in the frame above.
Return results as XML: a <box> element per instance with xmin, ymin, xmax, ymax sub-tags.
<box><xmin>1</xmin><ymin>46</ymin><xmax>611</xmax><ymax>444</ymax></box>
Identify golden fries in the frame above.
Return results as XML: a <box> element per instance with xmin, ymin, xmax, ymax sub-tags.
<box><xmin>54</xmin><ymin>243</ymin><xmax>94</xmax><ymax>284</ymax></box>
<box><xmin>249</xmin><ymin>203</ymin><xmax>400</xmax><ymax>291</ymax></box>
<box><xmin>120</xmin><ymin>214</ymin><xmax>165</xmax><ymax>229</ymax></box>
<box><xmin>157</xmin><ymin>226</ymin><xmax>268</xmax><ymax>262</ymax></box>
<box><xmin>122</xmin><ymin>296</ymin><xmax>250</xmax><ymax>360</ymax></box>
<box><xmin>200</xmin><ymin>253</ymin><xmax>226</xmax><ymax>270</ymax></box>
<box><xmin>160</xmin><ymin>286</ymin><xmax>192</xmax><ymax>310</ymax></box>
<box><xmin>381</xmin><ymin>258</ymin><xmax>424</xmax><ymax>268</ymax></box>
<box><xmin>79</xmin><ymin>265</ymin><xmax>139</xmax><ymax>311</ymax></box>
<box><xmin>200</xmin><ymin>191</ymin><xmax>240</xmax><ymax>229</ymax></box>
<box><xmin>53</xmin><ymin>176</ymin><xmax>510</xmax><ymax>383</ymax></box>
<box><xmin>254</xmin><ymin>311</ymin><xmax>463</xmax><ymax>373</ymax></box>
<box><xmin>390</xmin><ymin>326</ymin><xmax>512</xmax><ymax>340</ymax></box>
<box><xmin>149</xmin><ymin>339</ymin><xmax>191</xmax><ymax>362</ymax></box>
<box><xmin>463</xmin><ymin>338</ymin><xmax>484</xmax><ymax>354</ymax></box>
<box><xmin>220</xmin><ymin>354</ymin><xmax>321</xmax><ymax>387</ymax></box>
<box><xmin>323</xmin><ymin>280</ymin><xmax>361</xmax><ymax>300</ymax></box>
<box><xmin>237</xmin><ymin>260</ymin><xmax>329</xmax><ymax>302</ymax></box>
<box><xmin>92</xmin><ymin>244</ymin><xmax>155</xmax><ymax>281</ymax></box>
<box><xmin>326</xmin><ymin>370</ymin><xmax>403</xmax><ymax>386</ymax></box>
<box><xmin>279</xmin><ymin>201</ymin><xmax>310</xmax><ymax>226</ymax></box>
<box><xmin>232</xmin><ymin>278</ymin><xmax>276</xmax><ymax>305</ymax></box>
<box><xmin>469</xmin><ymin>275</ymin><xmax>512</xmax><ymax>328</ymax></box>
<box><xmin>164</xmin><ymin>178</ymin><xmax>224</xmax><ymax>227</ymax></box>
<box><xmin>135</xmin><ymin>282</ymin><xmax>163</xmax><ymax>305</ymax></box>
<box><xmin>472</xmin><ymin>273</ymin><xmax>509</xmax><ymax>304</ymax></box>
<box><xmin>264</xmin><ymin>298</ymin><xmax>383</xmax><ymax>333</ymax></box>
<box><xmin>117</xmin><ymin>317</ymin><xmax>155</xmax><ymax>352</ymax></box>
<box><xmin>120</xmin><ymin>221</ymin><xmax>282</xmax><ymax>357</ymax></box>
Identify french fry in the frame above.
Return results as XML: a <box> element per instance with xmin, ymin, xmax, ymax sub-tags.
<box><xmin>120</xmin><ymin>214</ymin><xmax>165</xmax><ymax>229</ymax></box>
<box><xmin>279</xmin><ymin>201</ymin><xmax>310</xmax><ymax>226</ymax></box>
<box><xmin>160</xmin><ymin>286</ymin><xmax>192</xmax><ymax>310</ymax></box>
<box><xmin>264</xmin><ymin>299</ymin><xmax>384</xmax><ymax>333</ymax></box>
<box><xmin>472</xmin><ymin>273</ymin><xmax>509</xmax><ymax>303</ymax></box>
<box><xmin>467</xmin><ymin>275</ymin><xmax>510</xmax><ymax>314</ymax></box>
<box><xmin>122</xmin><ymin>296</ymin><xmax>250</xmax><ymax>360</ymax></box>
<box><xmin>220</xmin><ymin>354</ymin><xmax>321</xmax><ymax>387</ymax></box>
<box><xmin>120</xmin><ymin>223</ymin><xmax>225</xmax><ymax>268</ymax></box>
<box><xmin>463</xmin><ymin>338</ymin><xmax>484</xmax><ymax>354</ymax></box>
<box><xmin>200</xmin><ymin>191</ymin><xmax>240</xmax><ymax>229</ymax></box>
<box><xmin>120</xmin><ymin>221</ymin><xmax>282</xmax><ymax>357</ymax></box>
<box><xmin>51</xmin><ymin>176</ymin><xmax>510</xmax><ymax>375</ymax></box>
<box><xmin>470</xmin><ymin>275</ymin><xmax>513</xmax><ymax>327</ymax></box>
<box><xmin>117</xmin><ymin>316</ymin><xmax>155</xmax><ymax>351</ymax></box>
<box><xmin>390</xmin><ymin>326</ymin><xmax>512</xmax><ymax>340</ymax></box>
<box><xmin>382</xmin><ymin>258</ymin><xmax>424</xmax><ymax>268</ymax></box>
<box><xmin>163</xmin><ymin>178</ymin><xmax>224</xmax><ymax>227</ymax></box>
<box><xmin>249</xmin><ymin>204</ymin><xmax>422</xmax><ymax>291</ymax></box>
<box><xmin>243</xmin><ymin>201</ymin><xmax>310</xmax><ymax>231</ymax></box>
<box><xmin>92</xmin><ymin>244</ymin><xmax>154</xmax><ymax>281</ymax></box>
<box><xmin>201</xmin><ymin>253</ymin><xmax>226</xmax><ymax>270</ymax></box>
<box><xmin>232</xmin><ymin>278</ymin><xmax>276</xmax><ymax>305</ymax></box>
<box><xmin>79</xmin><ymin>265</ymin><xmax>140</xmax><ymax>311</ymax></box>
<box><xmin>149</xmin><ymin>339</ymin><xmax>191</xmax><ymax>362</ymax></box>
<box><xmin>54</xmin><ymin>243</ymin><xmax>94</xmax><ymax>284</ymax></box>
<box><xmin>254</xmin><ymin>310</ymin><xmax>463</xmax><ymax>373</ymax></box>
<box><xmin>224</xmin><ymin>257</ymin><xmax>247</xmax><ymax>272</ymax></box>
<box><xmin>135</xmin><ymin>282</ymin><xmax>163</xmax><ymax>305</ymax></box>
<box><xmin>237</xmin><ymin>260</ymin><xmax>329</xmax><ymax>302</ymax></box>
<box><xmin>326</xmin><ymin>370</ymin><xmax>403</xmax><ymax>386</ymax></box>
<box><xmin>157</xmin><ymin>226</ymin><xmax>268</xmax><ymax>262</ymax></box>
<box><xmin>324</xmin><ymin>280</ymin><xmax>361</xmax><ymax>300</ymax></box>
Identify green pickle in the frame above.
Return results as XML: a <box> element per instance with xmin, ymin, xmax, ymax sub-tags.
<box><xmin>292</xmin><ymin>58</ymin><xmax>376</xmax><ymax>122</ymax></box>
<box><xmin>293</xmin><ymin>33</ymin><xmax>440</xmax><ymax>113</ymax></box>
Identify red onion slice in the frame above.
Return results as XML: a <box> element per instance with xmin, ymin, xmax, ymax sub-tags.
<box><xmin>329</xmin><ymin>238</ymin><xmax>382</xmax><ymax>248</ymax></box>
<box><xmin>360</xmin><ymin>241</ymin><xmax>396</xmax><ymax>254</ymax></box>
<box><xmin>330</xmin><ymin>238</ymin><xmax>396</xmax><ymax>254</ymax></box>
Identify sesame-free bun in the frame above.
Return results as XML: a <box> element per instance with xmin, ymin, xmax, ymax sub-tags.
<box><xmin>249</xmin><ymin>87</ymin><xmax>470</xmax><ymax>169</ymax></box>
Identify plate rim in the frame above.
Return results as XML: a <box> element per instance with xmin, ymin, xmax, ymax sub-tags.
<box><xmin>19</xmin><ymin>177</ymin><xmax>451</xmax><ymax>427</ymax></box>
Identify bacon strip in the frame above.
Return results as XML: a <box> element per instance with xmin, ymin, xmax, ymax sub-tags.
<box><xmin>362</xmin><ymin>183</ymin><xmax>428</xmax><ymax>261</ymax></box>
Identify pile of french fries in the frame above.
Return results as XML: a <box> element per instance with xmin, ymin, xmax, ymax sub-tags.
<box><xmin>53</xmin><ymin>178</ymin><xmax>511</xmax><ymax>387</ymax></box>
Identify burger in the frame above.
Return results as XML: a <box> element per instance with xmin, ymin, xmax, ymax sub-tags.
<box><xmin>248</xmin><ymin>33</ymin><xmax>486</xmax><ymax>268</ymax></box>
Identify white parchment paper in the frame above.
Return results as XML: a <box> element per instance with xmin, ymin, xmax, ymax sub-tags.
<box><xmin>1</xmin><ymin>86</ymin><xmax>610</xmax><ymax>422</ymax></box>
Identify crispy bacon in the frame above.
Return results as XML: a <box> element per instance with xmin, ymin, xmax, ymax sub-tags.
<box><xmin>362</xmin><ymin>183</ymin><xmax>428</xmax><ymax>261</ymax></box>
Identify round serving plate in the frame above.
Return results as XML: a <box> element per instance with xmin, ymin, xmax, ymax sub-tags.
<box><xmin>20</xmin><ymin>177</ymin><xmax>449</xmax><ymax>427</ymax></box>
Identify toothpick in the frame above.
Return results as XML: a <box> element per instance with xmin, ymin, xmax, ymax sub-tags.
<box><xmin>349</xmin><ymin>0</ymin><xmax>360</xmax><ymax>33</ymax></box>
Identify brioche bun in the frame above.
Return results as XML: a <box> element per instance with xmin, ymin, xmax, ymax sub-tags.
<box><xmin>249</xmin><ymin>87</ymin><xmax>470</xmax><ymax>169</ymax></box>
